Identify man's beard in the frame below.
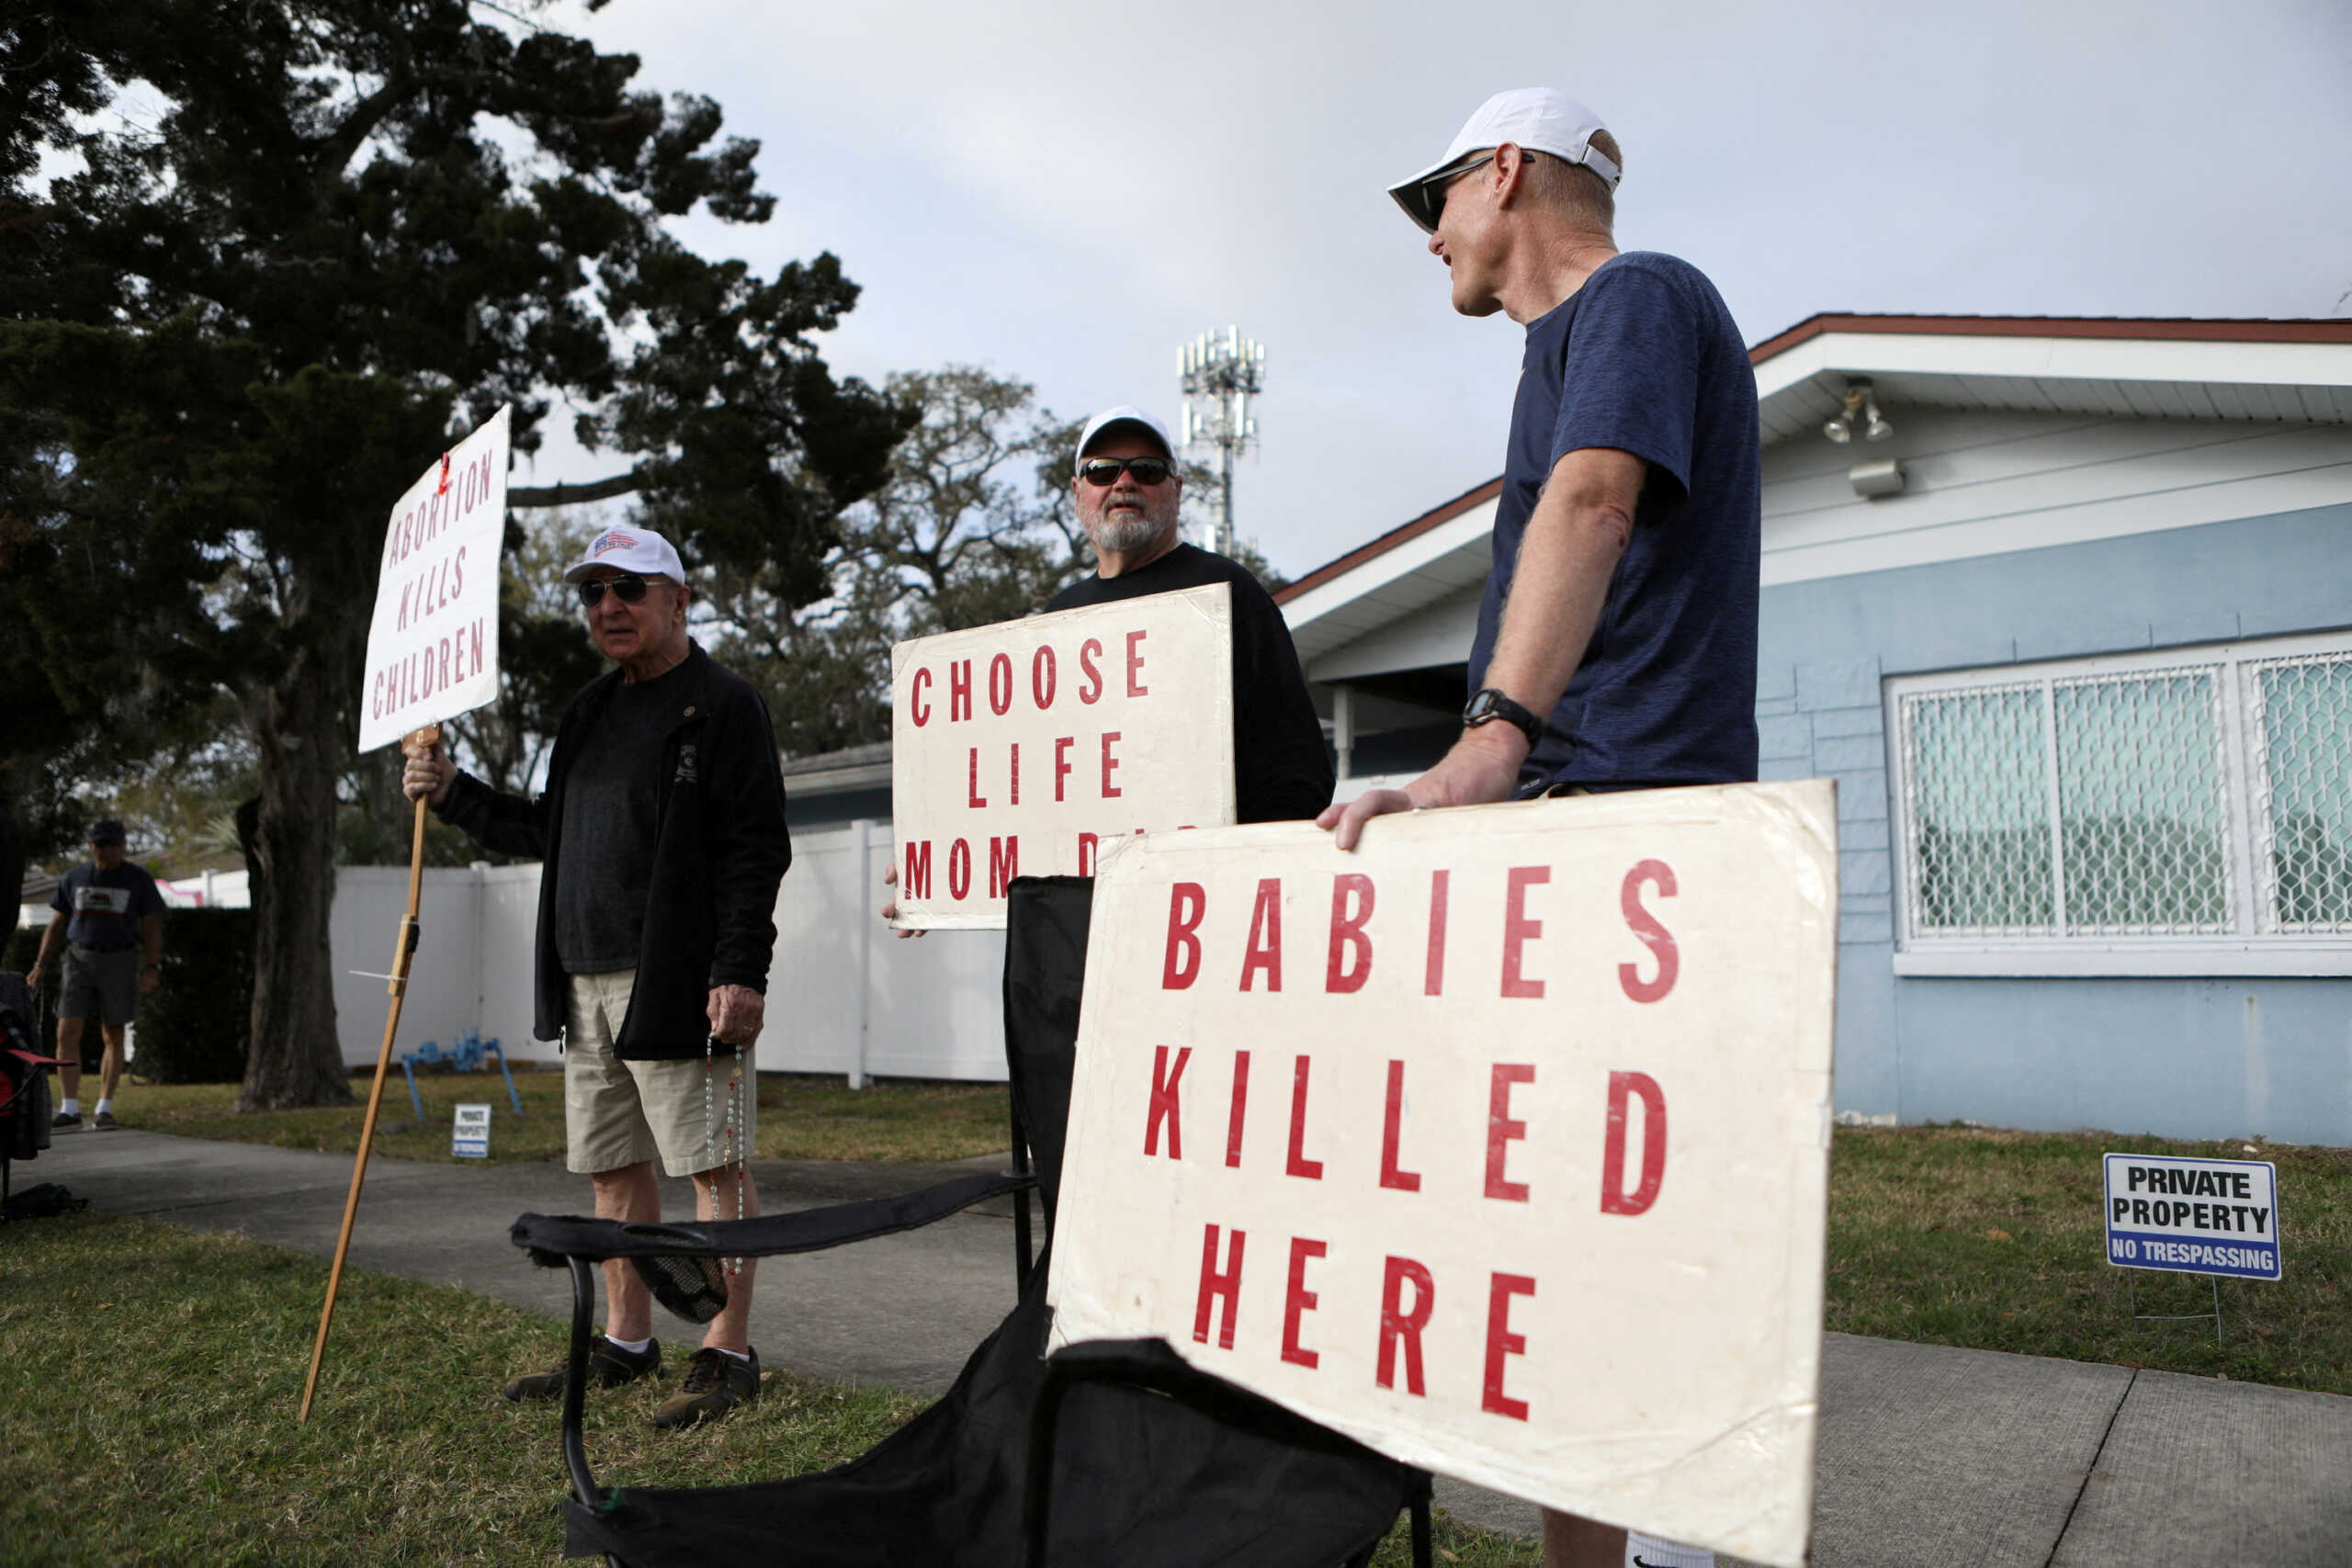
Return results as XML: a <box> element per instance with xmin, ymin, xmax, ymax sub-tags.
<box><xmin>1085</xmin><ymin>509</ymin><xmax>1171</xmax><ymax>556</ymax></box>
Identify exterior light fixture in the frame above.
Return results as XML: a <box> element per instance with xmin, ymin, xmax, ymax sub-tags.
<box><xmin>1823</xmin><ymin>378</ymin><xmax>1894</xmax><ymax>446</ymax></box>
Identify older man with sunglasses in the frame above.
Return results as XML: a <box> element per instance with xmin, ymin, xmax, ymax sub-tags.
<box><xmin>402</xmin><ymin>525</ymin><xmax>791</xmax><ymax>1430</ymax></box>
<box><xmin>1046</xmin><ymin>405</ymin><xmax>1331</xmax><ymax>823</ymax></box>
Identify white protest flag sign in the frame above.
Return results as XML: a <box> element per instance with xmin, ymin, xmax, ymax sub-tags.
<box><xmin>356</xmin><ymin>405</ymin><xmax>510</xmax><ymax>753</ymax></box>
<box><xmin>1047</xmin><ymin>783</ymin><xmax>1839</xmax><ymax>1567</ymax></box>
<box><xmin>888</xmin><ymin>583</ymin><xmax>1236</xmax><ymax>931</ymax></box>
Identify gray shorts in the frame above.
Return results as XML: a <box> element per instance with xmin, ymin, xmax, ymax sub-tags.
<box><xmin>59</xmin><ymin>946</ymin><xmax>140</xmax><ymax>1026</ymax></box>
<box><xmin>564</xmin><ymin>969</ymin><xmax>755</xmax><ymax>1179</ymax></box>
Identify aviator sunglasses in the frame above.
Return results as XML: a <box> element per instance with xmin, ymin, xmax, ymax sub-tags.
<box><xmin>1078</xmin><ymin>457</ymin><xmax>1174</xmax><ymax>487</ymax></box>
<box><xmin>576</xmin><ymin>573</ymin><xmax>654</xmax><ymax>607</ymax></box>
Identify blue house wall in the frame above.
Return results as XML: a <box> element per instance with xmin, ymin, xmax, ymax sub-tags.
<box><xmin>1757</xmin><ymin>502</ymin><xmax>2352</xmax><ymax>1146</ymax></box>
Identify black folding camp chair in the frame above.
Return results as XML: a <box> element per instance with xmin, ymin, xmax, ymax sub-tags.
<box><xmin>1</xmin><ymin>972</ymin><xmax>82</xmax><ymax>1223</ymax></box>
<box><xmin>510</xmin><ymin>876</ymin><xmax>1430</xmax><ymax>1568</ymax></box>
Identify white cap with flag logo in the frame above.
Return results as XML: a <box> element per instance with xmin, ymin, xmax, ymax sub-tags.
<box><xmin>1387</xmin><ymin>87</ymin><xmax>1619</xmax><ymax>234</ymax></box>
<box><xmin>562</xmin><ymin>525</ymin><xmax>686</xmax><ymax>584</ymax></box>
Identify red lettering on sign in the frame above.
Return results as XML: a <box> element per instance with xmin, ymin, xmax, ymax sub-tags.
<box><xmin>1486</xmin><ymin>1064</ymin><xmax>1534</xmax><ymax>1201</ymax></box>
<box><xmin>1284</xmin><ymin>1055</ymin><xmax>1323</xmax><ymax>1179</ymax></box>
<box><xmin>1377</xmin><ymin>1257</ymin><xmax>1435</xmax><ymax>1395</ymax></box>
<box><xmin>1226</xmin><ymin>1050</ymin><xmax>1250</xmax><ymax>1168</ymax></box>
<box><xmin>451</xmin><ymin>543</ymin><xmax>467</xmax><ymax>599</ymax></box>
<box><xmin>1240</xmin><ymin>879</ymin><xmax>1283</xmax><ymax>992</ymax></box>
<box><xmin>1618</xmin><ymin>860</ymin><xmax>1679</xmax><ymax>1004</ymax></box>
<box><xmin>1282</xmin><ymin>1237</ymin><xmax>1327</xmax><ymax>1369</ymax></box>
<box><xmin>947</xmin><ymin>839</ymin><xmax>972</xmax><ymax>900</ymax></box>
<box><xmin>901</xmin><ymin>840</ymin><xmax>933</xmax><ymax>901</ymax></box>
<box><xmin>1008</xmin><ymin>742</ymin><xmax>1020</xmax><ymax>807</ymax></box>
<box><xmin>988</xmin><ymin>652</ymin><xmax>1013</xmax><ymax>716</ymax></box>
<box><xmin>910</xmin><ymin>668</ymin><xmax>933</xmax><ymax>727</ymax></box>
<box><xmin>1125</xmin><ymin>628</ymin><xmax>1149</xmax><ymax>697</ymax></box>
<box><xmin>1500</xmin><ymin>865</ymin><xmax>1549</xmax><ymax>999</ymax></box>
<box><xmin>1162</xmin><ymin>883</ymin><xmax>1206</xmax><ymax>989</ymax></box>
<box><xmin>1145</xmin><ymin>1044</ymin><xmax>1191</xmax><ymax>1158</ymax></box>
<box><xmin>1078</xmin><ymin>831</ymin><xmax>1099</xmax><ymax>876</ymax></box>
<box><xmin>1032</xmin><ymin>646</ymin><xmax>1057</xmax><ymax>710</ymax></box>
<box><xmin>1079</xmin><ymin>638</ymin><xmax>1103</xmax><ymax>704</ymax></box>
<box><xmin>1101</xmin><ymin>731</ymin><xmax>1122</xmax><ymax>797</ymax></box>
<box><xmin>1053</xmin><ymin>736</ymin><xmax>1074</xmax><ymax>801</ymax></box>
<box><xmin>1482</xmin><ymin>1273</ymin><xmax>1536</xmax><ymax>1421</ymax></box>
<box><xmin>988</xmin><ymin>834</ymin><xmax>1019</xmax><ymax>898</ymax></box>
<box><xmin>1193</xmin><ymin>1224</ymin><xmax>1245</xmax><ymax>1349</ymax></box>
<box><xmin>1424</xmin><ymin>869</ymin><xmax>1450</xmax><ymax>996</ymax></box>
<box><xmin>1380</xmin><ymin>1060</ymin><xmax>1422</xmax><ymax>1192</ymax></box>
<box><xmin>1601</xmin><ymin>1071</ymin><xmax>1668</xmax><ymax>1216</ymax></box>
<box><xmin>1325</xmin><ymin>874</ymin><xmax>1375</xmax><ymax>994</ymax></box>
<box><xmin>468</xmin><ymin>617</ymin><xmax>482</xmax><ymax>679</ymax></box>
<box><xmin>967</xmin><ymin>748</ymin><xmax>988</xmax><ymax>809</ymax></box>
<box><xmin>949</xmin><ymin>660</ymin><xmax>972</xmax><ymax>723</ymax></box>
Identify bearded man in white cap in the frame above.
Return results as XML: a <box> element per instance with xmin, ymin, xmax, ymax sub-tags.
<box><xmin>1046</xmin><ymin>405</ymin><xmax>1331</xmax><ymax>822</ymax></box>
<box><xmin>1324</xmin><ymin>88</ymin><xmax>1761</xmax><ymax>1568</ymax></box>
<box><xmin>403</xmin><ymin>524</ymin><xmax>791</xmax><ymax>1429</ymax></box>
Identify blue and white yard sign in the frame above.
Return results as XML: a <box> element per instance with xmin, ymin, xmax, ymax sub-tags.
<box><xmin>453</xmin><ymin>1103</ymin><xmax>492</xmax><ymax>1160</ymax></box>
<box><xmin>2102</xmin><ymin>1153</ymin><xmax>2280</xmax><ymax>1281</ymax></box>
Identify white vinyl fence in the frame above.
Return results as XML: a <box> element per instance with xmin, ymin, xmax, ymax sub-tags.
<box><xmin>330</xmin><ymin>822</ymin><xmax>1010</xmax><ymax>1082</ymax></box>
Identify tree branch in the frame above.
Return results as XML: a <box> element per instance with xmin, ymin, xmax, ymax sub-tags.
<box><xmin>508</xmin><ymin>468</ymin><xmax>646</xmax><ymax>507</ymax></box>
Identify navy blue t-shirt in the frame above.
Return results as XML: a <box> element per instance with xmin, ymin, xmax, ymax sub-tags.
<box><xmin>52</xmin><ymin>862</ymin><xmax>165</xmax><ymax>951</ymax></box>
<box><xmin>1467</xmin><ymin>251</ymin><xmax>1761</xmax><ymax>790</ymax></box>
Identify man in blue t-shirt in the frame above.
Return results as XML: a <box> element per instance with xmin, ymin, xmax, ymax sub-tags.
<box><xmin>1322</xmin><ymin>86</ymin><xmax>1759</xmax><ymax>864</ymax></box>
<box><xmin>1323</xmin><ymin>88</ymin><xmax>1760</xmax><ymax>1568</ymax></box>
<box><xmin>27</xmin><ymin>819</ymin><xmax>165</xmax><ymax>1130</ymax></box>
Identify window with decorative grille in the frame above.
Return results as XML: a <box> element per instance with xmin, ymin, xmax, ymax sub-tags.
<box><xmin>1887</xmin><ymin>633</ymin><xmax>2352</xmax><ymax>975</ymax></box>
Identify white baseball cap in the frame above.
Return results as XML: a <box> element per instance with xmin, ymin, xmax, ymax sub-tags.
<box><xmin>1074</xmin><ymin>405</ymin><xmax>1176</xmax><ymax>468</ymax></box>
<box><xmin>1387</xmin><ymin>87</ymin><xmax>1620</xmax><ymax>234</ymax></box>
<box><xmin>563</xmin><ymin>525</ymin><xmax>686</xmax><ymax>583</ymax></box>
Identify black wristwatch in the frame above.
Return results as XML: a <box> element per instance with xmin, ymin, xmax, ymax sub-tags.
<box><xmin>1463</xmin><ymin>687</ymin><xmax>1544</xmax><ymax>749</ymax></box>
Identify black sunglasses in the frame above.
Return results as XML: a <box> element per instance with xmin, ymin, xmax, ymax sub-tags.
<box><xmin>577</xmin><ymin>574</ymin><xmax>653</xmax><ymax>607</ymax></box>
<box><xmin>1078</xmin><ymin>457</ymin><xmax>1175</xmax><ymax>487</ymax></box>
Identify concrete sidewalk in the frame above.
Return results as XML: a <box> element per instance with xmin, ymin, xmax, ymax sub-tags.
<box><xmin>30</xmin><ymin>1126</ymin><xmax>2352</xmax><ymax>1566</ymax></box>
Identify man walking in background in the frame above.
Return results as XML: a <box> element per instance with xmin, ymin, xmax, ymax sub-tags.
<box><xmin>1327</xmin><ymin>87</ymin><xmax>1763</xmax><ymax>1568</ymax></box>
<box><xmin>404</xmin><ymin>524</ymin><xmax>792</xmax><ymax>1429</ymax></box>
<box><xmin>27</xmin><ymin>819</ymin><xmax>164</xmax><ymax>1131</ymax></box>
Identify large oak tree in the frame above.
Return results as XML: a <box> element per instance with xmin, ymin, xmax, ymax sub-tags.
<box><xmin>0</xmin><ymin>1</ymin><xmax>903</xmax><ymax>1108</ymax></box>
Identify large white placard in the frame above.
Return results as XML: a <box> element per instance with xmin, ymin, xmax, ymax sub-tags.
<box><xmin>888</xmin><ymin>584</ymin><xmax>1236</xmax><ymax>931</ymax></box>
<box><xmin>1047</xmin><ymin>783</ymin><xmax>1838</xmax><ymax>1567</ymax></box>
<box><xmin>356</xmin><ymin>406</ymin><xmax>510</xmax><ymax>753</ymax></box>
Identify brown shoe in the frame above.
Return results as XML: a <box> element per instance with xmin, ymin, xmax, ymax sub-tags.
<box><xmin>652</xmin><ymin>1347</ymin><xmax>760</xmax><ymax>1429</ymax></box>
<box><xmin>502</xmin><ymin>1335</ymin><xmax>661</xmax><ymax>1402</ymax></box>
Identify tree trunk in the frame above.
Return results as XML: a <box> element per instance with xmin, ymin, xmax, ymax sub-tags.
<box><xmin>237</xmin><ymin>649</ymin><xmax>353</xmax><ymax>1111</ymax></box>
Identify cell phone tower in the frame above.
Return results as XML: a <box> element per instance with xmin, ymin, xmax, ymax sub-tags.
<box><xmin>1178</xmin><ymin>326</ymin><xmax>1265</xmax><ymax>558</ymax></box>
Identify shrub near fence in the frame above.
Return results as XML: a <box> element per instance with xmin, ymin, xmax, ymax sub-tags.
<box><xmin>138</xmin><ymin>909</ymin><xmax>255</xmax><ymax>1083</ymax></box>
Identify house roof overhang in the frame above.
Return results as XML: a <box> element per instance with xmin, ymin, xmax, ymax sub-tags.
<box><xmin>1274</xmin><ymin>315</ymin><xmax>2352</xmax><ymax>650</ymax></box>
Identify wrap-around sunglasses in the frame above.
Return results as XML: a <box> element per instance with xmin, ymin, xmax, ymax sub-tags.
<box><xmin>1078</xmin><ymin>457</ymin><xmax>1175</xmax><ymax>487</ymax></box>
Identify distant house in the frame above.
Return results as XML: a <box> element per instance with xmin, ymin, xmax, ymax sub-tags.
<box><xmin>1275</xmin><ymin>315</ymin><xmax>2352</xmax><ymax>1145</ymax></box>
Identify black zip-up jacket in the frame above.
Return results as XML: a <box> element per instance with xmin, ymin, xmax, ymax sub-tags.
<box><xmin>434</xmin><ymin>643</ymin><xmax>792</xmax><ymax>1060</ymax></box>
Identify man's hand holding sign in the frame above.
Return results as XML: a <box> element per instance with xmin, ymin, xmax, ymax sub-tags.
<box><xmin>1050</xmin><ymin>784</ymin><xmax>1836</xmax><ymax>1567</ymax></box>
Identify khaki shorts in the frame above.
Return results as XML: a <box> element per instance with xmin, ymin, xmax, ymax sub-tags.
<box><xmin>564</xmin><ymin>969</ymin><xmax>755</xmax><ymax>1179</ymax></box>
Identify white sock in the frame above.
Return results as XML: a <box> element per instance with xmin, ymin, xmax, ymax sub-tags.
<box><xmin>604</xmin><ymin>1335</ymin><xmax>652</xmax><ymax>1355</ymax></box>
<box><xmin>714</xmin><ymin>1347</ymin><xmax>751</xmax><ymax>1363</ymax></box>
<box><xmin>1625</xmin><ymin>1532</ymin><xmax>1713</xmax><ymax>1568</ymax></box>
<box><xmin>95</xmin><ymin>1098</ymin><xmax>113</xmax><ymax>1116</ymax></box>
<box><xmin>60</xmin><ymin>1098</ymin><xmax>79</xmax><ymax>1115</ymax></box>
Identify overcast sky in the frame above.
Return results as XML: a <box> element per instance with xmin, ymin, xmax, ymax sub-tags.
<box><xmin>527</xmin><ymin>0</ymin><xmax>2352</xmax><ymax>580</ymax></box>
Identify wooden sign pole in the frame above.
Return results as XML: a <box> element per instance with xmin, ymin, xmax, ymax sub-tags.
<box><xmin>299</xmin><ymin>723</ymin><xmax>440</xmax><ymax>1421</ymax></box>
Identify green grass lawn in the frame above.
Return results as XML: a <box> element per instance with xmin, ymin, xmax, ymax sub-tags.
<box><xmin>1826</xmin><ymin>1126</ymin><xmax>2352</xmax><ymax>1393</ymax></box>
<box><xmin>116</xmin><ymin>1069</ymin><xmax>1013</xmax><ymax>1164</ymax></box>
<box><xmin>0</xmin><ymin>1212</ymin><xmax>1531</xmax><ymax>1566</ymax></box>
